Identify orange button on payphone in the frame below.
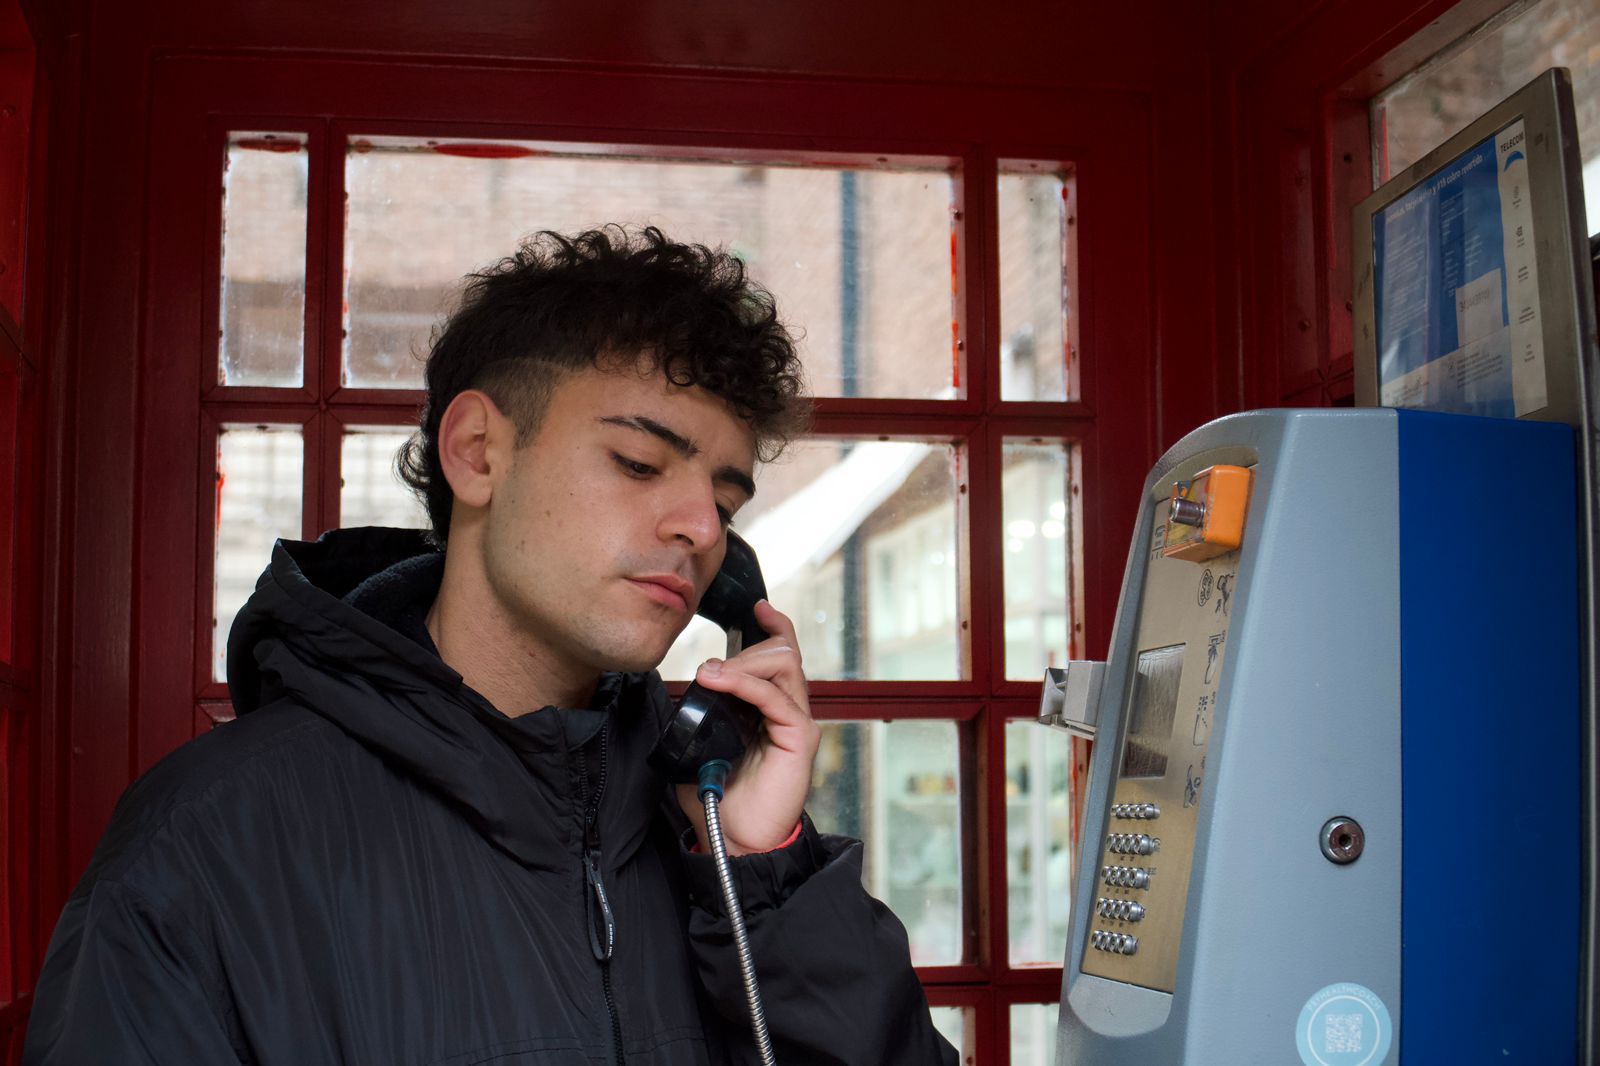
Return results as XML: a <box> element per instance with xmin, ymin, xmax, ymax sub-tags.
<box><xmin>1160</xmin><ymin>465</ymin><xmax>1252</xmax><ymax>562</ymax></box>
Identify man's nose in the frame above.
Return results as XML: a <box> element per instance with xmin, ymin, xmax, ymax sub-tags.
<box><xmin>660</xmin><ymin>484</ymin><xmax>722</xmax><ymax>551</ymax></box>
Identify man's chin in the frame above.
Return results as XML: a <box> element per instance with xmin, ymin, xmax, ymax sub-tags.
<box><xmin>591</xmin><ymin>625</ymin><xmax>684</xmax><ymax>675</ymax></box>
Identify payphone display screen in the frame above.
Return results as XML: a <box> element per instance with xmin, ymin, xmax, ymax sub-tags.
<box><xmin>1120</xmin><ymin>644</ymin><xmax>1185</xmax><ymax>779</ymax></box>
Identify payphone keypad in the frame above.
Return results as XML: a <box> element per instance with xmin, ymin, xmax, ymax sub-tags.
<box><xmin>1081</xmin><ymin>473</ymin><xmax>1249</xmax><ymax>993</ymax></box>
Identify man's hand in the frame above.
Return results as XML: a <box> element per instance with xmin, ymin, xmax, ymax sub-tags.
<box><xmin>675</xmin><ymin>599</ymin><xmax>821</xmax><ymax>856</ymax></box>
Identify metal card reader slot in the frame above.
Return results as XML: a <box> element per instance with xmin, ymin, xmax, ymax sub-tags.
<box><xmin>1040</xmin><ymin>661</ymin><xmax>1107</xmax><ymax>740</ymax></box>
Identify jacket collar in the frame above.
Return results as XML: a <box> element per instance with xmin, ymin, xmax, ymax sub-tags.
<box><xmin>226</xmin><ymin>527</ymin><xmax>671</xmax><ymax>873</ymax></box>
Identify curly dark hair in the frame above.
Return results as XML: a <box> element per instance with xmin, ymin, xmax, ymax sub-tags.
<box><xmin>397</xmin><ymin>226</ymin><xmax>810</xmax><ymax>543</ymax></box>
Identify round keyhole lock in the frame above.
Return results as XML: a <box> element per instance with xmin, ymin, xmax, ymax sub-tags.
<box><xmin>1170</xmin><ymin>498</ymin><xmax>1207</xmax><ymax>527</ymax></box>
<box><xmin>1320</xmin><ymin>817</ymin><xmax>1364</xmax><ymax>864</ymax></box>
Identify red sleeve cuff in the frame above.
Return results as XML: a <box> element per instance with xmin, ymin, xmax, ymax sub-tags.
<box><xmin>692</xmin><ymin>821</ymin><xmax>804</xmax><ymax>855</ymax></box>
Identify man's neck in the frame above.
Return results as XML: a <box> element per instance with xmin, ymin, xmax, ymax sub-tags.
<box><xmin>425</xmin><ymin>547</ymin><xmax>598</xmax><ymax>717</ymax></box>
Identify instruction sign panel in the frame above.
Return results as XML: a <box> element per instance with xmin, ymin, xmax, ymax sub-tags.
<box><xmin>1372</xmin><ymin>118</ymin><xmax>1546</xmax><ymax>417</ymax></box>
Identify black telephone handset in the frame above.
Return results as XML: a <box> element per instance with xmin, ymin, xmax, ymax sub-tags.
<box><xmin>649</xmin><ymin>530</ymin><xmax>768</xmax><ymax>784</ymax></box>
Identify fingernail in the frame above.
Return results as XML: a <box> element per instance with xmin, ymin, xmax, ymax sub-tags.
<box><xmin>699</xmin><ymin>659</ymin><xmax>723</xmax><ymax>676</ymax></box>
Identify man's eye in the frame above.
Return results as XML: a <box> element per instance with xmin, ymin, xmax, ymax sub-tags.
<box><xmin>613</xmin><ymin>454</ymin><xmax>656</xmax><ymax>477</ymax></box>
<box><xmin>717</xmin><ymin>506</ymin><xmax>735</xmax><ymax>528</ymax></box>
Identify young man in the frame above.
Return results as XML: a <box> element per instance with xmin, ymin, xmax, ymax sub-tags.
<box><xmin>24</xmin><ymin>228</ymin><xmax>958</xmax><ymax>1064</ymax></box>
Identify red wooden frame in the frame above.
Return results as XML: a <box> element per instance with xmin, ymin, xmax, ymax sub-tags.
<box><xmin>1</xmin><ymin>0</ymin><xmax>52</xmax><ymax>1053</ymax></box>
<box><xmin>128</xmin><ymin>55</ymin><xmax>1162</xmax><ymax>1061</ymax></box>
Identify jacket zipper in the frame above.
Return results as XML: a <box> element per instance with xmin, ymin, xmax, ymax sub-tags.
<box><xmin>578</xmin><ymin>729</ymin><xmax>625</xmax><ymax>1066</ymax></box>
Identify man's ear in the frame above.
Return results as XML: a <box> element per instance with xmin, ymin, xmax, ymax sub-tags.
<box><xmin>436</xmin><ymin>389</ymin><xmax>514</xmax><ymax>511</ymax></box>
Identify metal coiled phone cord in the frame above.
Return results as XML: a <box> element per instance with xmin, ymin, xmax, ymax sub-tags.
<box><xmin>699</xmin><ymin>762</ymin><xmax>778</xmax><ymax>1066</ymax></box>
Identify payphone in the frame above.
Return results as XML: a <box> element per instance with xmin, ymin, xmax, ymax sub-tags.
<box><xmin>1044</xmin><ymin>407</ymin><xmax>1578</xmax><ymax>1064</ymax></box>
<box><xmin>1043</xmin><ymin>67</ymin><xmax>1596</xmax><ymax>1064</ymax></box>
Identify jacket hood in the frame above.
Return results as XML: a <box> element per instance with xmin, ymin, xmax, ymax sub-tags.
<box><xmin>225</xmin><ymin>527</ymin><xmax>671</xmax><ymax>872</ymax></box>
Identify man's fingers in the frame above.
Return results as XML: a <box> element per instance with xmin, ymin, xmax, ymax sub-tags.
<box><xmin>695</xmin><ymin>662</ymin><xmax>814</xmax><ymax>736</ymax></box>
<box><xmin>753</xmin><ymin>600</ymin><xmax>802</xmax><ymax>662</ymax></box>
<box><xmin>711</xmin><ymin>638</ymin><xmax>808</xmax><ymax>707</ymax></box>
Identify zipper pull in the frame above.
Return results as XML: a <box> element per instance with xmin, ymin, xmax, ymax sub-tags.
<box><xmin>584</xmin><ymin>849</ymin><xmax>616</xmax><ymax>962</ymax></box>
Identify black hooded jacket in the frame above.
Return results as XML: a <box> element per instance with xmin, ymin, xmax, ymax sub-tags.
<box><xmin>24</xmin><ymin>529</ymin><xmax>958</xmax><ymax>1065</ymax></box>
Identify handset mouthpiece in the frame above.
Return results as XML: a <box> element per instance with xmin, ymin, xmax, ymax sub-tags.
<box><xmin>697</xmin><ymin>759</ymin><xmax>732</xmax><ymax>799</ymax></box>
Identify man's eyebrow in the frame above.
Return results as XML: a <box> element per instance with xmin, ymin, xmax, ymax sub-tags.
<box><xmin>599</xmin><ymin>415</ymin><xmax>757</xmax><ymax>499</ymax></box>
<box><xmin>601</xmin><ymin>415</ymin><xmax>697</xmax><ymax>457</ymax></box>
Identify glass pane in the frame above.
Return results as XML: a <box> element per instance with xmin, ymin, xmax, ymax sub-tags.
<box><xmin>927</xmin><ymin>1007</ymin><xmax>967</xmax><ymax>1059</ymax></box>
<box><xmin>1007</xmin><ymin>719</ymin><xmax>1076</xmax><ymax>964</ymax></box>
<box><xmin>1010</xmin><ymin>1003</ymin><xmax>1061</xmax><ymax>1066</ymax></box>
<box><xmin>809</xmin><ymin>720</ymin><xmax>962</xmax><ymax>966</ymax></box>
<box><xmin>220</xmin><ymin>132</ymin><xmax>308</xmax><ymax>388</ymax></box>
<box><xmin>1373</xmin><ymin>0</ymin><xmax>1600</xmax><ymax>234</ymax></box>
<box><xmin>1002</xmin><ymin>441</ymin><xmax>1076</xmax><ymax>681</ymax></box>
<box><xmin>214</xmin><ymin>425</ymin><xmax>303</xmax><ymax>681</ymax></box>
<box><xmin>344</xmin><ymin>138</ymin><xmax>959</xmax><ymax>398</ymax></box>
<box><xmin>999</xmin><ymin>165</ymin><xmax>1078</xmax><ymax>401</ymax></box>
<box><xmin>658</xmin><ymin>438</ymin><xmax>965</xmax><ymax>681</ymax></box>
<box><xmin>339</xmin><ymin>426</ymin><xmax>429</xmax><ymax>530</ymax></box>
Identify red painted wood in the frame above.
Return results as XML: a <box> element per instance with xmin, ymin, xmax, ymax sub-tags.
<box><xmin>1326</xmin><ymin>96</ymin><xmax>1372</xmax><ymax>373</ymax></box>
<box><xmin>20</xmin><ymin>1</ymin><xmax>1484</xmax><ymax>1057</ymax></box>
<box><xmin>0</xmin><ymin>0</ymin><xmax>57</xmax><ymax>1044</ymax></box>
<box><xmin>74</xmin><ymin>0</ymin><xmax>1204</xmax><ymax>96</ymax></box>
<box><xmin>1214</xmin><ymin>0</ymin><xmax>1469</xmax><ymax>408</ymax></box>
<box><xmin>0</xmin><ymin>50</ymin><xmax>31</xmax><ymax>324</ymax></box>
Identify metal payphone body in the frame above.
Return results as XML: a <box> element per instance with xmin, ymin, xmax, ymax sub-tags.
<box><xmin>1054</xmin><ymin>408</ymin><xmax>1578</xmax><ymax>1064</ymax></box>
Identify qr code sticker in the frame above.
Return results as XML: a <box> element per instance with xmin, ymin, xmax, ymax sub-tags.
<box><xmin>1323</xmin><ymin>1012</ymin><xmax>1364</xmax><ymax>1053</ymax></box>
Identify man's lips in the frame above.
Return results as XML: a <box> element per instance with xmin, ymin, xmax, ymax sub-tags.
<box><xmin>627</xmin><ymin>574</ymin><xmax>695</xmax><ymax>611</ymax></box>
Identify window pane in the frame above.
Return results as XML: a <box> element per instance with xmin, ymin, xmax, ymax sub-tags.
<box><xmin>1010</xmin><ymin>1003</ymin><xmax>1061</xmax><ymax>1066</ymax></box>
<box><xmin>927</xmin><ymin>1007</ymin><xmax>968</xmax><ymax>1058</ymax></box>
<box><xmin>214</xmin><ymin>426</ymin><xmax>302</xmax><ymax>681</ymax></box>
<box><xmin>340</xmin><ymin>426</ymin><xmax>428</xmax><ymax>530</ymax></box>
<box><xmin>999</xmin><ymin>165</ymin><xmax>1078</xmax><ymax>401</ymax></box>
<box><xmin>809</xmin><ymin>720</ymin><xmax>963</xmax><ymax>966</ymax></box>
<box><xmin>344</xmin><ymin>138</ymin><xmax>960</xmax><ymax>398</ymax></box>
<box><xmin>1007</xmin><ymin>720</ymin><xmax>1076</xmax><ymax>964</ymax></box>
<box><xmin>220</xmin><ymin>132</ymin><xmax>308</xmax><ymax>388</ymax></box>
<box><xmin>1002</xmin><ymin>440</ymin><xmax>1076</xmax><ymax>681</ymax></box>
<box><xmin>1373</xmin><ymin>0</ymin><xmax>1600</xmax><ymax>234</ymax></box>
<box><xmin>658</xmin><ymin>438</ymin><xmax>965</xmax><ymax>682</ymax></box>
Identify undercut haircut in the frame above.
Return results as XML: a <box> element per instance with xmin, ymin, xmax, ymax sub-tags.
<box><xmin>397</xmin><ymin>226</ymin><xmax>810</xmax><ymax>544</ymax></box>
